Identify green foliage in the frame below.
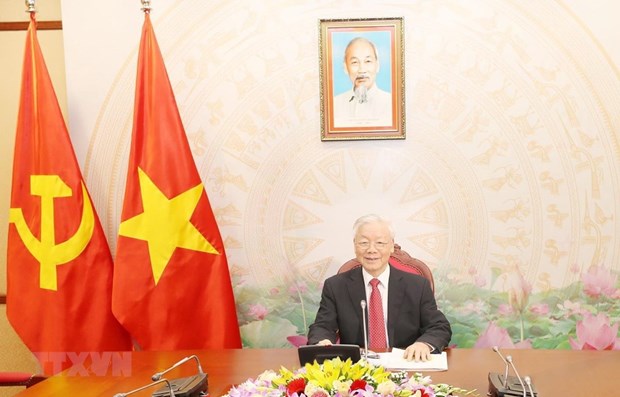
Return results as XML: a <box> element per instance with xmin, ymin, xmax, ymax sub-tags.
<box><xmin>234</xmin><ymin>276</ymin><xmax>322</xmax><ymax>347</ymax></box>
<box><xmin>240</xmin><ymin>318</ymin><xmax>299</xmax><ymax>348</ymax></box>
<box><xmin>234</xmin><ymin>269</ymin><xmax>620</xmax><ymax>349</ymax></box>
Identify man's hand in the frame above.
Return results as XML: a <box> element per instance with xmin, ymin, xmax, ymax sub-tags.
<box><xmin>403</xmin><ymin>341</ymin><xmax>432</xmax><ymax>361</ymax></box>
<box><xmin>317</xmin><ymin>339</ymin><xmax>333</xmax><ymax>346</ymax></box>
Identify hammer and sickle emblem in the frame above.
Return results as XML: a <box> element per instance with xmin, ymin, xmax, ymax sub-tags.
<box><xmin>9</xmin><ymin>175</ymin><xmax>95</xmax><ymax>291</ymax></box>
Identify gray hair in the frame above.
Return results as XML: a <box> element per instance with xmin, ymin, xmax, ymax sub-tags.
<box><xmin>352</xmin><ymin>214</ymin><xmax>395</xmax><ymax>240</ymax></box>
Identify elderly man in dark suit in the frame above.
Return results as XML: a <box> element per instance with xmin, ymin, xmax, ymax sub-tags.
<box><xmin>307</xmin><ymin>214</ymin><xmax>451</xmax><ymax>361</ymax></box>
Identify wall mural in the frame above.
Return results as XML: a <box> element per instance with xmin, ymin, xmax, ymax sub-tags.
<box><xmin>72</xmin><ymin>0</ymin><xmax>619</xmax><ymax>350</ymax></box>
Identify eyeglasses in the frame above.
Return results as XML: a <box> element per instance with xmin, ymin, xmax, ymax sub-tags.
<box><xmin>355</xmin><ymin>241</ymin><xmax>390</xmax><ymax>250</ymax></box>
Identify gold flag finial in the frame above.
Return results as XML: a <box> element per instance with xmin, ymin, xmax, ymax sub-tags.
<box><xmin>25</xmin><ymin>0</ymin><xmax>36</xmax><ymax>13</ymax></box>
<box><xmin>141</xmin><ymin>0</ymin><xmax>151</xmax><ymax>14</ymax></box>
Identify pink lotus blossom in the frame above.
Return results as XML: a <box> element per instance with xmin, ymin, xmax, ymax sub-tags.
<box><xmin>507</xmin><ymin>272</ymin><xmax>532</xmax><ymax>313</ymax></box>
<box><xmin>474</xmin><ymin>322</ymin><xmax>533</xmax><ymax>349</ymax></box>
<box><xmin>497</xmin><ymin>304</ymin><xmax>514</xmax><ymax>316</ymax></box>
<box><xmin>475</xmin><ymin>322</ymin><xmax>512</xmax><ymax>348</ymax></box>
<box><xmin>474</xmin><ymin>275</ymin><xmax>487</xmax><ymax>287</ymax></box>
<box><xmin>529</xmin><ymin>303</ymin><xmax>549</xmax><ymax>315</ymax></box>
<box><xmin>557</xmin><ymin>300</ymin><xmax>587</xmax><ymax>318</ymax></box>
<box><xmin>461</xmin><ymin>300</ymin><xmax>485</xmax><ymax>315</ymax></box>
<box><xmin>289</xmin><ymin>282</ymin><xmax>307</xmax><ymax>294</ymax></box>
<box><xmin>286</xmin><ymin>335</ymin><xmax>308</xmax><ymax>347</ymax></box>
<box><xmin>467</xmin><ymin>267</ymin><xmax>487</xmax><ymax>286</ymax></box>
<box><xmin>569</xmin><ymin>312</ymin><xmax>620</xmax><ymax>350</ymax></box>
<box><xmin>581</xmin><ymin>266</ymin><xmax>620</xmax><ymax>299</ymax></box>
<box><xmin>248</xmin><ymin>303</ymin><xmax>268</xmax><ymax>320</ymax></box>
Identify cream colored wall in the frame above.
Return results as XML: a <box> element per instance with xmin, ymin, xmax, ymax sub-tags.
<box><xmin>1</xmin><ymin>0</ymin><xmax>619</xmax><ymax>389</ymax></box>
<box><xmin>0</xmin><ymin>0</ymin><xmax>65</xmax><ymax>392</ymax></box>
<box><xmin>59</xmin><ymin>0</ymin><xmax>619</xmax><ymax>349</ymax></box>
<box><xmin>61</xmin><ymin>0</ymin><xmax>620</xmax><ymax>289</ymax></box>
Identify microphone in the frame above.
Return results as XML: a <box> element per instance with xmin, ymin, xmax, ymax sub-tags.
<box><xmin>113</xmin><ymin>378</ymin><xmax>175</xmax><ymax>397</ymax></box>
<box><xmin>524</xmin><ymin>376</ymin><xmax>535</xmax><ymax>397</ymax></box>
<box><xmin>360</xmin><ymin>300</ymin><xmax>369</xmax><ymax>360</ymax></box>
<box><xmin>492</xmin><ymin>346</ymin><xmax>510</xmax><ymax>388</ymax></box>
<box><xmin>506</xmin><ymin>356</ymin><xmax>526</xmax><ymax>397</ymax></box>
<box><xmin>152</xmin><ymin>355</ymin><xmax>204</xmax><ymax>381</ymax></box>
<box><xmin>487</xmin><ymin>347</ymin><xmax>537</xmax><ymax>396</ymax></box>
<box><xmin>150</xmin><ymin>355</ymin><xmax>208</xmax><ymax>397</ymax></box>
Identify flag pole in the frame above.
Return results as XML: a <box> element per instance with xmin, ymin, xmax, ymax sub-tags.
<box><xmin>141</xmin><ymin>0</ymin><xmax>151</xmax><ymax>14</ymax></box>
<box><xmin>25</xmin><ymin>0</ymin><xmax>36</xmax><ymax>13</ymax></box>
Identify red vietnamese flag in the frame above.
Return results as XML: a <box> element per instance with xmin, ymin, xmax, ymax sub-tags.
<box><xmin>7</xmin><ymin>14</ymin><xmax>132</xmax><ymax>375</ymax></box>
<box><xmin>112</xmin><ymin>13</ymin><xmax>241</xmax><ymax>349</ymax></box>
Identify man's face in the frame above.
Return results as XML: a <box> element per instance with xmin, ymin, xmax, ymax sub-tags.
<box><xmin>344</xmin><ymin>40</ymin><xmax>380</xmax><ymax>90</ymax></box>
<box><xmin>354</xmin><ymin>221</ymin><xmax>394</xmax><ymax>277</ymax></box>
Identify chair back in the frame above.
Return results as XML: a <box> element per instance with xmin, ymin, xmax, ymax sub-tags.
<box><xmin>337</xmin><ymin>244</ymin><xmax>434</xmax><ymax>292</ymax></box>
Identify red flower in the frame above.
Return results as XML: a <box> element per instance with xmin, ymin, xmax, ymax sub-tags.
<box><xmin>286</xmin><ymin>378</ymin><xmax>307</xmax><ymax>396</ymax></box>
<box><xmin>418</xmin><ymin>389</ymin><xmax>435</xmax><ymax>397</ymax></box>
<box><xmin>350</xmin><ymin>379</ymin><xmax>367</xmax><ymax>391</ymax></box>
<box><xmin>416</xmin><ymin>387</ymin><xmax>434</xmax><ymax>397</ymax></box>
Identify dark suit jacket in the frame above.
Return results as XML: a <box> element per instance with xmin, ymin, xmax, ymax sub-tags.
<box><xmin>307</xmin><ymin>265</ymin><xmax>451</xmax><ymax>351</ymax></box>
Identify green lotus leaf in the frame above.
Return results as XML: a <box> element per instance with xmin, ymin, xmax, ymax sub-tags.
<box><xmin>240</xmin><ymin>318</ymin><xmax>298</xmax><ymax>348</ymax></box>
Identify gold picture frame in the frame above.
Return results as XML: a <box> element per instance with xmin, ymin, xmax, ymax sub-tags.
<box><xmin>319</xmin><ymin>17</ymin><xmax>405</xmax><ymax>141</ymax></box>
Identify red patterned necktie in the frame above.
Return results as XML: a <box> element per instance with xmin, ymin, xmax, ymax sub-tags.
<box><xmin>369</xmin><ymin>278</ymin><xmax>387</xmax><ymax>349</ymax></box>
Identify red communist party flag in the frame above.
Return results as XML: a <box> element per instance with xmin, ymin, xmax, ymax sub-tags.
<box><xmin>7</xmin><ymin>13</ymin><xmax>132</xmax><ymax>375</ymax></box>
<box><xmin>112</xmin><ymin>12</ymin><xmax>241</xmax><ymax>349</ymax></box>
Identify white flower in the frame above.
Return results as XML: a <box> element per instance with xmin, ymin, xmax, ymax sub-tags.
<box><xmin>407</xmin><ymin>374</ymin><xmax>432</xmax><ymax>387</ymax></box>
<box><xmin>376</xmin><ymin>380</ymin><xmax>396</xmax><ymax>395</ymax></box>
<box><xmin>304</xmin><ymin>380</ymin><xmax>328</xmax><ymax>397</ymax></box>
<box><xmin>333</xmin><ymin>379</ymin><xmax>352</xmax><ymax>396</ymax></box>
<box><xmin>256</xmin><ymin>370</ymin><xmax>278</xmax><ymax>383</ymax></box>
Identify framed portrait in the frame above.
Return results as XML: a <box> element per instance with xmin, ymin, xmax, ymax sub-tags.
<box><xmin>319</xmin><ymin>17</ymin><xmax>405</xmax><ymax>141</ymax></box>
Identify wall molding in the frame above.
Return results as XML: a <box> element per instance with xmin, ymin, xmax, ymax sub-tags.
<box><xmin>0</xmin><ymin>21</ymin><xmax>62</xmax><ymax>31</ymax></box>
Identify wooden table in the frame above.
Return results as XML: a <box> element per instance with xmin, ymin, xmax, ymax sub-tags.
<box><xmin>12</xmin><ymin>348</ymin><xmax>619</xmax><ymax>396</ymax></box>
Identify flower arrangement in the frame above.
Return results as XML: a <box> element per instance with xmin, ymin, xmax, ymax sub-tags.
<box><xmin>224</xmin><ymin>357</ymin><xmax>477</xmax><ymax>397</ymax></box>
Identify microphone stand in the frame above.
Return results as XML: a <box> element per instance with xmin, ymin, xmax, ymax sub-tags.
<box><xmin>152</xmin><ymin>355</ymin><xmax>204</xmax><ymax>381</ymax></box>
<box><xmin>492</xmin><ymin>346</ymin><xmax>510</xmax><ymax>388</ymax></box>
<box><xmin>113</xmin><ymin>378</ymin><xmax>175</xmax><ymax>397</ymax></box>
<box><xmin>488</xmin><ymin>348</ymin><xmax>537</xmax><ymax>396</ymax></box>
<box><xmin>360</xmin><ymin>300</ymin><xmax>369</xmax><ymax>360</ymax></box>
<box><xmin>506</xmin><ymin>356</ymin><xmax>526</xmax><ymax>397</ymax></box>
<box><xmin>151</xmin><ymin>355</ymin><xmax>207</xmax><ymax>397</ymax></box>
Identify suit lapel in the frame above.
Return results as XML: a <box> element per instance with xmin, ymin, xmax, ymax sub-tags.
<box><xmin>346</xmin><ymin>268</ymin><xmax>366</xmax><ymax>320</ymax></box>
<box><xmin>345</xmin><ymin>268</ymin><xmax>366</xmax><ymax>342</ymax></box>
<box><xmin>387</xmin><ymin>266</ymin><xmax>405</xmax><ymax>346</ymax></box>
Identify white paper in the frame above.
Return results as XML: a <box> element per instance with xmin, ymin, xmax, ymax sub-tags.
<box><xmin>368</xmin><ymin>348</ymin><xmax>448</xmax><ymax>371</ymax></box>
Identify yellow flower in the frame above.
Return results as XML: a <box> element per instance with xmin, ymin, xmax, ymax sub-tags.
<box><xmin>224</xmin><ymin>358</ymin><xmax>477</xmax><ymax>397</ymax></box>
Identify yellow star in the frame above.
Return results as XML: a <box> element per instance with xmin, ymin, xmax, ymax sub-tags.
<box><xmin>119</xmin><ymin>167</ymin><xmax>218</xmax><ymax>284</ymax></box>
